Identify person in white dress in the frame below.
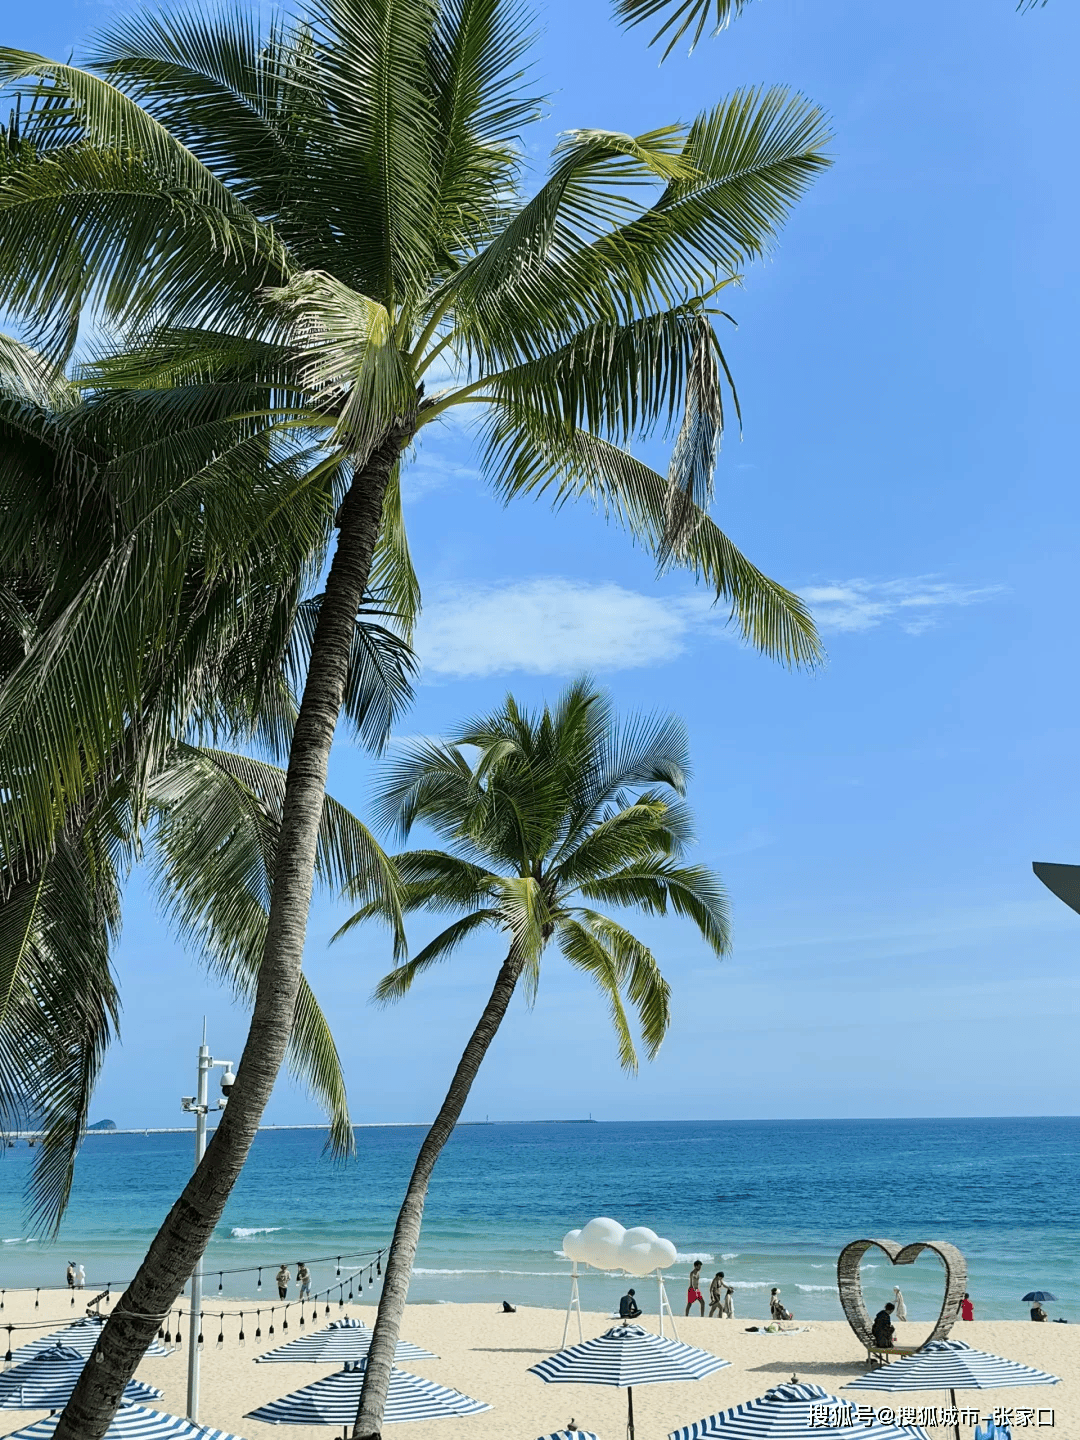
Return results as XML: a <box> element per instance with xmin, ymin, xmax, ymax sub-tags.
<box><xmin>893</xmin><ymin>1286</ymin><xmax>907</xmax><ymax>1321</ymax></box>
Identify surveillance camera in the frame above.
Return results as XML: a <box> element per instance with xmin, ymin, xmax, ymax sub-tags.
<box><xmin>220</xmin><ymin>1068</ymin><xmax>236</xmax><ymax>1095</ymax></box>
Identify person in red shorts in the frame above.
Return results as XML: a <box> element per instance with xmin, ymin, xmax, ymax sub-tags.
<box><xmin>960</xmin><ymin>1293</ymin><xmax>974</xmax><ymax>1321</ymax></box>
<box><xmin>685</xmin><ymin>1260</ymin><xmax>705</xmax><ymax>1316</ymax></box>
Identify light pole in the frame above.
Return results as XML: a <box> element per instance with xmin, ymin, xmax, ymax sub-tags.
<box><xmin>179</xmin><ymin>1022</ymin><xmax>235</xmax><ymax>1423</ymax></box>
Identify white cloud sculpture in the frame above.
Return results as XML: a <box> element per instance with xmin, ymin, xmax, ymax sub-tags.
<box><xmin>562</xmin><ymin>1217</ymin><xmax>677</xmax><ymax>1276</ymax></box>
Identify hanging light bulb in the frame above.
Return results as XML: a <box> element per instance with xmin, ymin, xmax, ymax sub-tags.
<box><xmin>216</xmin><ymin>1315</ymin><xmax>224</xmax><ymax>1347</ymax></box>
<box><xmin>257</xmin><ymin>1269</ymin><xmax>263</xmax><ymax>1290</ymax></box>
<box><xmin>336</xmin><ymin>1257</ymin><xmax>341</xmax><ymax>1278</ymax></box>
<box><xmin>34</xmin><ymin>1289</ymin><xmax>39</xmax><ymax>1309</ymax></box>
<box><xmin>175</xmin><ymin>1313</ymin><xmax>182</xmax><ymax>1347</ymax></box>
<box><xmin>299</xmin><ymin>1308</ymin><xmax>305</xmax><ymax>1328</ymax></box>
<box><xmin>197</xmin><ymin>1312</ymin><xmax>204</xmax><ymax>1347</ymax></box>
<box><xmin>217</xmin><ymin>1274</ymin><xmax>223</xmax><ymax>1293</ymax></box>
<box><xmin>376</xmin><ymin>1254</ymin><xmax>382</xmax><ymax>1276</ymax></box>
<box><xmin>268</xmin><ymin>1309</ymin><xmax>275</xmax><ymax>1336</ymax></box>
<box><xmin>238</xmin><ymin>1313</ymin><xmax>246</xmax><ymax>1344</ymax></box>
<box><xmin>282</xmin><ymin>1306</ymin><xmax>289</xmax><ymax>1332</ymax></box>
<box><xmin>358</xmin><ymin>1276</ymin><xmax>363</xmax><ymax>1296</ymax></box>
<box><xmin>4</xmin><ymin>1326</ymin><xmax>12</xmax><ymax>1365</ymax></box>
<box><xmin>1</xmin><ymin>1290</ymin><xmax>5</xmax><ymax>1311</ymax></box>
<box><xmin>255</xmin><ymin>1311</ymin><xmax>262</xmax><ymax>1340</ymax></box>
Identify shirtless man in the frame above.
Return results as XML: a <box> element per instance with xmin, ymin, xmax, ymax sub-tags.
<box><xmin>685</xmin><ymin>1260</ymin><xmax>705</xmax><ymax>1317</ymax></box>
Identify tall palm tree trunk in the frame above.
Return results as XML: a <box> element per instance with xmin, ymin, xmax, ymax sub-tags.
<box><xmin>53</xmin><ymin>427</ymin><xmax>410</xmax><ymax>1440</ymax></box>
<box><xmin>353</xmin><ymin>946</ymin><xmax>525</xmax><ymax>1440</ymax></box>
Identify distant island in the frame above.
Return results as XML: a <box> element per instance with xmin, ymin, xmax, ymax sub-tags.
<box><xmin>86</xmin><ymin>1119</ymin><xmax>117</xmax><ymax>1131</ymax></box>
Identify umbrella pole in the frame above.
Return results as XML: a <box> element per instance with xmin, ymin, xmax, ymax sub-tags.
<box><xmin>952</xmin><ymin>1386</ymin><xmax>960</xmax><ymax>1440</ymax></box>
<box><xmin>627</xmin><ymin>1384</ymin><xmax>635</xmax><ymax>1440</ymax></box>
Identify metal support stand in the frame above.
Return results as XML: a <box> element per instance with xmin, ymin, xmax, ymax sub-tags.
<box><xmin>562</xmin><ymin>1263</ymin><xmax>583</xmax><ymax>1347</ymax></box>
<box><xmin>180</xmin><ymin>1022</ymin><xmax>234</xmax><ymax>1423</ymax></box>
<box><xmin>656</xmin><ymin>1269</ymin><xmax>679</xmax><ymax>1340</ymax></box>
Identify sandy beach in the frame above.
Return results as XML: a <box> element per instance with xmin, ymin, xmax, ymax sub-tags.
<box><xmin>0</xmin><ymin>1291</ymin><xmax>1075</xmax><ymax>1437</ymax></box>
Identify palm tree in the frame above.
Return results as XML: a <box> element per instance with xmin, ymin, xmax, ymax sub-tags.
<box><xmin>336</xmin><ymin>679</ymin><xmax>728</xmax><ymax>1438</ymax></box>
<box><xmin>0</xmin><ymin>333</ymin><xmax>407</xmax><ymax>1225</ymax></box>
<box><xmin>0</xmin><ymin>6</ymin><xmax>826</xmax><ymax>1431</ymax></box>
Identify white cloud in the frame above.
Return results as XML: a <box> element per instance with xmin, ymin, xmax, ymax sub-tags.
<box><xmin>800</xmin><ymin>577</ymin><xmax>1002</xmax><ymax>635</ymax></box>
<box><xmin>411</xmin><ymin>572</ymin><xmax>1003</xmax><ymax>681</ymax></box>
<box><xmin>415</xmin><ymin>578</ymin><xmax>718</xmax><ymax>678</ymax></box>
<box><xmin>400</xmin><ymin>457</ymin><xmax>481</xmax><ymax>505</ymax></box>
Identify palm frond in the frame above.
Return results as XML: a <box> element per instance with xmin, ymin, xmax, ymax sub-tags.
<box><xmin>370</xmin><ymin>908</ymin><xmax>498</xmax><ymax>1001</ymax></box>
<box><xmin>579</xmin><ymin>858</ymin><xmax>730</xmax><ymax>956</ymax></box>
<box><xmin>613</xmin><ymin>0</ymin><xmax>755</xmax><ymax>59</ymax></box>
<box><xmin>556</xmin><ymin>917</ymin><xmax>637</xmax><ymax>1069</ymax></box>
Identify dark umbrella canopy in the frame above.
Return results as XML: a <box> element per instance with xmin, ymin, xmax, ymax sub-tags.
<box><xmin>1021</xmin><ymin>1292</ymin><xmax>1057</xmax><ymax>1303</ymax></box>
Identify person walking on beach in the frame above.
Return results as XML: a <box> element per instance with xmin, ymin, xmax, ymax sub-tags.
<box><xmin>65</xmin><ymin>1261</ymin><xmax>75</xmax><ymax>1290</ymax></box>
<box><xmin>960</xmin><ymin>1293</ymin><xmax>974</xmax><ymax>1321</ymax></box>
<box><xmin>76</xmin><ymin>1263</ymin><xmax>85</xmax><ymax>1289</ymax></box>
<box><xmin>275</xmin><ymin>1264</ymin><xmax>291</xmax><ymax>1300</ymax></box>
<box><xmin>770</xmin><ymin>1287</ymin><xmax>792</xmax><ymax>1322</ymax></box>
<box><xmin>619</xmin><ymin>1288</ymin><xmax>641</xmax><ymax>1319</ymax></box>
<box><xmin>297</xmin><ymin>1263</ymin><xmax>311</xmax><ymax>1299</ymax></box>
<box><xmin>686</xmin><ymin>1261</ymin><xmax>705</xmax><ymax>1316</ymax></box>
<box><xmin>709</xmin><ymin>1272</ymin><xmax>732</xmax><ymax>1318</ymax></box>
<box><xmin>892</xmin><ymin>1286</ymin><xmax>906</xmax><ymax>1321</ymax></box>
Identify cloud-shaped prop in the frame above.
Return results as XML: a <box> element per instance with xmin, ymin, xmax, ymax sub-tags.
<box><xmin>562</xmin><ymin>1217</ymin><xmax>677</xmax><ymax>1276</ymax></box>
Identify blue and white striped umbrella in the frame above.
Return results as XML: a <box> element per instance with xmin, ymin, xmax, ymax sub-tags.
<box><xmin>536</xmin><ymin>1431</ymin><xmax>600</xmax><ymax>1440</ymax></box>
<box><xmin>529</xmin><ymin>1324</ymin><xmax>729</xmax><ymax>1440</ymax></box>
<box><xmin>10</xmin><ymin>1316</ymin><xmax>168</xmax><ymax>1364</ymax></box>
<box><xmin>0</xmin><ymin>1345</ymin><xmax>162</xmax><ymax>1410</ymax></box>
<box><xmin>530</xmin><ymin>1324</ymin><xmax>729</xmax><ymax>1389</ymax></box>
<box><xmin>843</xmin><ymin>1341</ymin><xmax>1061</xmax><ymax>1393</ymax></box>
<box><xmin>669</xmin><ymin>1381</ymin><xmax>932</xmax><ymax>1439</ymax></box>
<box><xmin>3</xmin><ymin>1402</ymin><xmax>247</xmax><ymax>1439</ymax></box>
<box><xmin>245</xmin><ymin>1358</ymin><xmax>491</xmax><ymax>1425</ymax></box>
<box><xmin>255</xmin><ymin>1317</ymin><xmax>437</xmax><ymax>1364</ymax></box>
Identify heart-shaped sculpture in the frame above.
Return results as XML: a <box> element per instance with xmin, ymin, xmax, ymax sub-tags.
<box><xmin>836</xmin><ymin>1238</ymin><xmax>967</xmax><ymax>1350</ymax></box>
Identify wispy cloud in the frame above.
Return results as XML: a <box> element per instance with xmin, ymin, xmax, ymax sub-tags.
<box><xmin>412</xmin><ymin>572</ymin><xmax>1003</xmax><ymax>680</ymax></box>
<box><xmin>800</xmin><ymin>577</ymin><xmax>1003</xmax><ymax>635</ymax></box>
<box><xmin>415</xmin><ymin>578</ymin><xmax>717</xmax><ymax>678</ymax></box>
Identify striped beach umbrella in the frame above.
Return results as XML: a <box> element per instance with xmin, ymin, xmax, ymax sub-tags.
<box><xmin>669</xmin><ymin>1381</ymin><xmax>932</xmax><ymax>1439</ymax></box>
<box><xmin>536</xmin><ymin>1431</ymin><xmax>600</xmax><ymax>1440</ymax></box>
<box><xmin>10</xmin><ymin>1316</ymin><xmax>168</xmax><ymax>1365</ymax></box>
<box><xmin>3</xmin><ymin>1402</ymin><xmax>247</xmax><ymax>1439</ymax></box>
<box><xmin>529</xmin><ymin>1323</ymin><xmax>730</xmax><ymax>1440</ymax></box>
<box><xmin>0</xmin><ymin>1345</ymin><xmax>162</xmax><ymax>1410</ymax></box>
<box><xmin>254</xmin><ymin>1317</ymin><xmax>437</xmax><ymax>1364</ymax></box>
<box><xmin>245</xmin><ymin>1357</ymin><xmax>491</xmax><ymax>1434</ymax></box>
<box><xmin>844</xmin><ymin>1340</ymin><xmax>1060</xmax><ymax>1440</ymax></box>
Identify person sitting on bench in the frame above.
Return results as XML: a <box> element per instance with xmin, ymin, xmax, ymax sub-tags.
<box><xmin>872</xmin><ymin>1302</ymin><xmax>896</xmax><ymax>1349</ymax></box>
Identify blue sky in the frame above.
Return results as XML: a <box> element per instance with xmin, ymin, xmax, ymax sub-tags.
<box><xmin>11</xmin><ymin>0</ymin><xmax>1079</xmax><ymax>1126</ymax></box>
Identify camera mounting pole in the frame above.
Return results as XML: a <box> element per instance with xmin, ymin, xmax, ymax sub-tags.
<box><xmin>179</xmin><ymin>1020</ymin><xmax>233</xmax><ymax>1422</ymax></box>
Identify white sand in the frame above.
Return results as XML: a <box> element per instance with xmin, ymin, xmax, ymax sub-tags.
<box><xmin>1</xmin><ymin>1294</ymin><xmax>1075</xmax><ymax>1436</ymax></box>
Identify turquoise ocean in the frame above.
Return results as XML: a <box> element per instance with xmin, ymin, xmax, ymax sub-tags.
<box><xmin>0</xmin><ymin>1118</ymin><xmax>1076</xmax><ymax>1323</ymax></box>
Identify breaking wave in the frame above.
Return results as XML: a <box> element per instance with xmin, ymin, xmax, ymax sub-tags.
<box><xmin>229</xmin><ymin>1226</ymin><xmax>284</xmax><ymax>1239</ymax></box>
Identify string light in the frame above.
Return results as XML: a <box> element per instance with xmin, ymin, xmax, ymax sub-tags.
<box><xmin>268</xmin><ymin>1308</ymin><xmax>275</xmax><ymax>1336</ymax></box>
<box><xmin>238</xmin><ymin>1312</ymin><xmax>245</xmax><ymax>1344</ymax></box>
<box><xmin>216</xmin><ymin>1315</ymin><xmax>224</xmax><ymax>1347</ymax></box>
<box><xmin>34</xmin><ymin>1289</ymin><xmax>39</xmax><ymax>1309</ymax></box>
<box><xmin>377</xmin><ymin>1254</ymin><xmax>382</xmax><ymax>1276</ymax></box>
<box><xmin>257</xmin><ymin>1268</ymin><xmax>262</xmax><ymax>1290</ymax></box>
<box><xmin>4</xmin><ymin>1326</ymin><xmax>12</xmax><ymax>1365</ymax></box>
<box><xmin>197</xmin><ymin>1313</ymin><xmax>204</xmax><ymax>1347</ymax></box>
<box><xmin>282</xmin><ymin>1305</ymin><xmax>289</xmax><ymax>1332</ymax></box>
<box><xmin>336</xmin><ymin>1257</ymin><xmax>341</xmax><ymax>1278</ymax></box>
<box><xmin>217</xmin><ymin>1274</ymin><xmax>223</xmax><ymax>1293</ymax></box>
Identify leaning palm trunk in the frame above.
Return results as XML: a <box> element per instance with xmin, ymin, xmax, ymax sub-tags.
<box><xmin>54</xmin><ymin>433</ymin><xmax>407</xmax><ymax>1440</ymax></box>
<box><xmin>353</xmin><ymin>947</ymin><xmax>524</xmax><ymax>1440</ymax></box>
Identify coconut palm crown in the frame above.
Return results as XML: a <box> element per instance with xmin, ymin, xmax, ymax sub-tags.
<box><xmin>337</xmin><ymin>678</ymin><xmax>727</xmax><ymax>1438</ymax></box>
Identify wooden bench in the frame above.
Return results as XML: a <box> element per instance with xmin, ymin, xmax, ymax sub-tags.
<box><xmin>866</xmin><ymin>1345</ymin><xmax>920</xmax><ymax>1366</ymax></box>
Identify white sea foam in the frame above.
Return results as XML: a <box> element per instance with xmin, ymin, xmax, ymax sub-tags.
<box><xmin>721</xmin><ymin>1253</ymin><xmax>739</xmax><ymax>1260</ymax></box>
<box><xmin>229</xmin><ymin>1226</ymin><xmax>284</xmax><ymax>1239</ymax></box>
<box><xmin>412</xmin><ymin>1267</ymin><xmax>568</xmax><ymax>1277</ymax></box>
<box><xmin>796</xmin><ymin>1284</ymin><xmax>837</xmax><ymax>1292</ymax></box>
<box><xmin>674</xmin><ymin>1252</ymin><xmax>714</xmax><ymax>1263</ymax></box>
<box><xmin>3</xmin><ymin>1238</ymin><xmax>23</xmax><ymax>1244</ymax></box>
